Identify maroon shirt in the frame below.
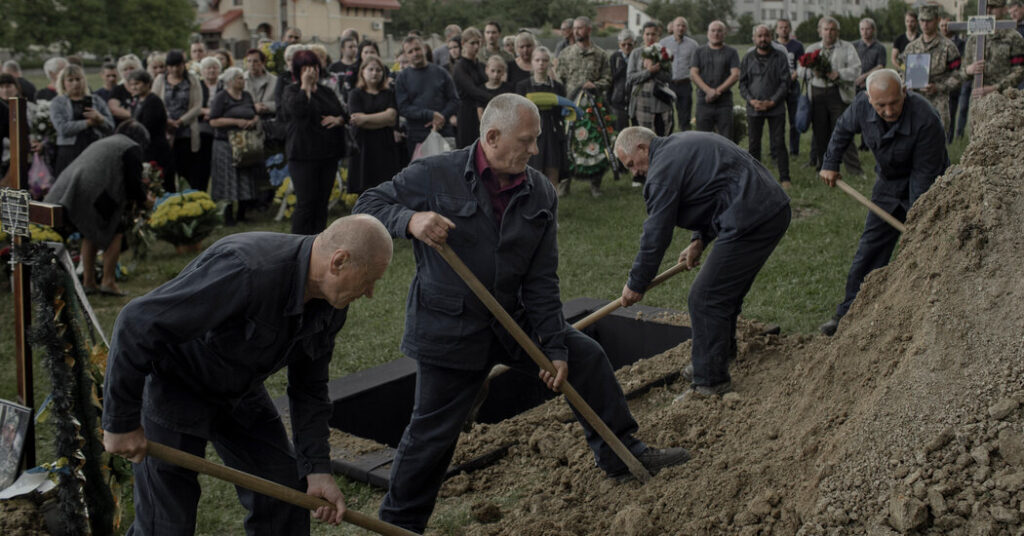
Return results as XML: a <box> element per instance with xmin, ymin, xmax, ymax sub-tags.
<box><xmin>474</xmin><ymin>143</ymin><xmax>526</xmax><ymax>226</ymax></box>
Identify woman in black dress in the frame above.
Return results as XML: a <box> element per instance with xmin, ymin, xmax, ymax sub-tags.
<box><xmin>506</xmin><ymin>31</ymin><xmax>536</xmax><ymax>87</ymax></box>
<box><xmin>452</xmin><ymin>27</ymin><xmax>492</xmax><ymax>149</ymax></box>
<box><xmin>127</xmin><ymin>70</ymin><xmax>172</xmax><ymax>177</ymax></box>
<box><xmin>347</xmin><ymin>55</ymin><xmax>400</xmax><ymax>194</ymax></box>
<box><xmin>515</xmin><ymin>46</ymin><xmax>565</xmax><ymax>188</ymax></box>
<box><xmin>282</xmin><ymin>50</ymin><xmax>348</xmax><ymax>235</ymax></box>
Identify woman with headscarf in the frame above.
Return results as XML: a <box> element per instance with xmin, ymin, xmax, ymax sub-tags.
<box><xmin>50</xmin><ymin>64</ymin><xmax>115</xmax><ymax>177</ymax></box>
<box><xmin>208</xmin><ymin>67</ymin><xmax>266</xmax><ymax>225</ymax></box>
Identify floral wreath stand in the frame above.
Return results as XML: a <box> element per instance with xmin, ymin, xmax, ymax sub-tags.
<box><xmin>565</xmin><ymin>90</ymin><xmax>622</xmax><ymax>182</ymax></box>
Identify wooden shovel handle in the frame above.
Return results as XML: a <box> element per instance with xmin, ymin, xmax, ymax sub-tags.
<box><xmin>436</xmin><ymin>244</ymin><xmax>651</xmax><ymax>483</ymax></box>
<box><xmin>145</xmin><ymin>441</ymin><xmax>418</xmax><ymax>536</ymax></box>
<box><xmin>836</xmin><ymin>179</ymin><xmax>906</xmax><ymax>233</ymax></box>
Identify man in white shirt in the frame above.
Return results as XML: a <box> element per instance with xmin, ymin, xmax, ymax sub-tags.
<box><xmin>660</xmin><ymin>17</ymin><xmax>699</xmax><ymax>131</ymax></box>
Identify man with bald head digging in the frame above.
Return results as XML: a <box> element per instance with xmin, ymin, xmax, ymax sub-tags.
<box><xmin>818</xmin><ymin>69</ymin><xmax>949</xmax><ymax>336</ymax></box>
<box><xmin>355</xmin><ymin>94</ymin><xmax>689</xmax><ymax>533</ymax></box>
<box><xmin>102</xmin><ymin>215</ymin><xmax>393</xmax><ymax>535</ymax></box>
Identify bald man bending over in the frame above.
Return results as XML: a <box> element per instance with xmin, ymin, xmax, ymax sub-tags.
<box><xmin>102</xmin><ymin>215</ymin><xmax>392</xmax><ymax>535</ymax></box>
<box><xmin>818</xmin><ymin>69</ymin><xmax>948</xmax><ymax>336</ymax></box>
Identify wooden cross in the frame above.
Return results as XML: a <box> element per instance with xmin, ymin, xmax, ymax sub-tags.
<box><xmin>3</xmin><ymin>96</ymin><xmax>64</xmax><ymax>468</ymax></box>
<box><xmin>947</xmin><ymin>0</ymin><xmax>1019</xmax><ymax>90</ymax></box>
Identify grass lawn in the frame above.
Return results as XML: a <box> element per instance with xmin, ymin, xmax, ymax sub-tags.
<box><xmin>3</xmin><ymin>67</ymin><xmax>969</xmax><ymax>534</ymax></box>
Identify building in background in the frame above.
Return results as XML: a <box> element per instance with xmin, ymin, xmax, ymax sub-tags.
<box><xmin>197</xmin><ymin>0</ymin><xmax>399</xmax><ymax>57</ymax></box>
<box><xmin>596</xmin><ymin>1</ymin><xmax>653</xmax><ymax>35</ymax></box>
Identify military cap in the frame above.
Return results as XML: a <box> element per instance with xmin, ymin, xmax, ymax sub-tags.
<box><xmin>918</xmin><ymin>5</ymin><xmax>940</xmax><ymax>21</ymax></box>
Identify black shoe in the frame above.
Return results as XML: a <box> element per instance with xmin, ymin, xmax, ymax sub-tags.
<box><xmin>819</xmin><ymin>316</ymin><xmax>839</xmax><ymax>336</ymax></box>
<box><xmin>608</xmin><ymin>447</ymin><xmax>691</xmax><ymax>482</ymax></box>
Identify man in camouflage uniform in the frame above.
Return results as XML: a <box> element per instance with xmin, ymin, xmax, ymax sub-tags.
<box><xmin>903</xmin><ymin>5</ymin><xmax>964</xmax><ymax>130</ymax></box>
<box><xmin>961</xmin><ymin>0</ymin><xmax>1024</xmax><ymax>99</ymax></box>
<box><xmin>556</xmin><ymin>16</ymin><xmax>613</xmax><ymax>197</ymax></box>
<box><xmin>557</xmin><ymin>16</ymin><xmax>612</xmax><ymax>98</ymax></box>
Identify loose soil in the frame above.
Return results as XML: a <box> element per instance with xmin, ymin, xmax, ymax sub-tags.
<box><xmin>427</xmin><ymin>89</ymin><xmax>1024</xmax><ymax>535</ymax></box>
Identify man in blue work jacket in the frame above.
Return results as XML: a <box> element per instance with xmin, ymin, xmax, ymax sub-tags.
<box><xmin>818</xmin><ymin>68</ymin><xmax>948</xmax><ymax>336</ymax></box>
<box><xmin>102</xmin><ymin>215</ymin><xmax>393</xmax><ymax>535</ymax></box>
<box><xmin>354</xmin><ymin>93</ymin><xmax>689</xmax><ymax>534</ymax></box>
<box><xmin>615</xmin><ymin>127</ymin><xmax>791</xmax><ymax>401</ymax></box>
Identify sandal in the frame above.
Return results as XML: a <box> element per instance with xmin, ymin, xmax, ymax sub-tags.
<box><xmin>99</xmin><ymin>286</ymin><xmax>128</xmax><ymax>297</ymax></box>
<box><xmin>83</xmin><ymin>286</ymin><xmax>100</xmax><ymax>295</ymax></box>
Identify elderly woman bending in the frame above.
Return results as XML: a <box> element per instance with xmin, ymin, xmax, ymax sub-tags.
<box><xmin>46</xmin><ymin>120</ymin><xmax>152</xmax><ymax>296</ymax></box>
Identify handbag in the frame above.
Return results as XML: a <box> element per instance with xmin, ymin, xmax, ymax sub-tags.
<box><xmin>653</xmin><ymin>82</ymin><xmax>676</xmax><ymax>105</ymax></box>
<box><xmin>795</xmin><ymin>79</ymin><xmax>812</xmax><ymax>134</ymax></box>
<box><xmin>228</xmin><ymin>127</ymin><xmax>265</xmax><ymax>168</ymax></box>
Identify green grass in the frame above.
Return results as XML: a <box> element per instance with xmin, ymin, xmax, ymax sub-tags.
<box><xmin>0</xmin><ymin>81</ymin><xmax>969</xmax><ymax>533</ymax></box>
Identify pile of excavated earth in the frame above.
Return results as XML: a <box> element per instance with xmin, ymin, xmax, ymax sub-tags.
<box><xmin>429</xmin><ymin>89</ymin><xmax>1024</xmax><ymax>535</ymax></box>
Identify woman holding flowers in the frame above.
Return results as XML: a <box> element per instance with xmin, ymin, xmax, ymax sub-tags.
<box><xmin>515</xmin><ymin>46</ymin><xmax>565</xmax><ymax>188</ymax></box>
<box><xmin>626</xmin><ymin>24</ymin><xmax>674</xmax><ymax>136</ymax></box>
<box><xmin>50</xmin><ymin>64</ymin><xmax>115</xmax><ymax>177</ymax></box>
<box><xmin>45</xmin><ymin>120</ymin><xmax>152</xmax><ymax>296</ymax></box>
<box><xmin>208</xmin><ymin>67</ymin><xmax>265</xmax><ymax>226</ymax></box>
<box><xmin>347</xmin><ymin>55</ymin><xmax>400</xmax><ymax>194</ymax></box>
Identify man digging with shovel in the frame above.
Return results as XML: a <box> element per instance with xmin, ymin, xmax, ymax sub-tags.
<box><xmin>615</xmin><ymin>127</ymin><xmax>791</xmax><ymax>402</ymax></box>
<box><xmin>354</xmin><ymin>94</ymin><xmax>690</xmax><ymax>534</ymax></box>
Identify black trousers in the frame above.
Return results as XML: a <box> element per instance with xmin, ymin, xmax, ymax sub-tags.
<box><xmin>171</xmin><ymin>138</ymin><xmax>198</xmax><ymax>193</ymax></box>
<box><xmin>785</xmin><ymin>79</ymin><xmax>800</xmax><ymax>155</ymax></box>
<box><xmin>688</xmin><ymin>206</ymin><xmax>791</xmax><ymax>387</ymax></box>
<box><xmin>811</xmin><ymin>86</ymin><xmax>861</xmax><ymax>174</ymax></box>
<box><xmin>670</xmin><ymin>79</ymin><xmax>693</xmax><ymax>131</ymax></box>
<box><xmin>289</xmin><ymin>158</ymin><xmax>337</xmax><ymax>235</ymax></box>
<box><xmin>695</xmin><ymin>101</ymin><xmax>733</xmax><ymax>139</ymax></box>
<box><xmin>380</xmin><ymin>331</ymin><xmax>645</xmax><ymax>533</ymax></box>
<box><xmin>127</xmin><ymin>411</ymin><xmax>308</xmax><ymax>536</ymax></box>
<box><xmin>747</xmin><ymin>113</ymin><xmax>790</xmax><ymax>182</ymax></box>
<box><xmin>835</xmin><ymin>181</ymin><xmax>914</xmax><ymax>319</ymax></box>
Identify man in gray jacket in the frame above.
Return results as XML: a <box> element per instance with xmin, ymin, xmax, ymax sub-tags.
<box><xmin>616</xmin><ymin>128</ymin><xmax>790</xmax><ymax>401</ymax></box>
<box><xmin>354</xmin><ymin>94</ymin><xmax>689</xmax><ymax>534</ymax></box>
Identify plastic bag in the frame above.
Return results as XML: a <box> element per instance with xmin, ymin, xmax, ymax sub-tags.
<box><xmin>28</xmin><ymin>153</ymin><xmax>53</xmax><ymax>199</ymax></box>
<box><xmin>411</xmin><ymin>130</ymin><xmax>452</xmax><ymax>161</ymax></box>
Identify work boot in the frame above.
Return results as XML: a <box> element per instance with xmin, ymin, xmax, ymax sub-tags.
<box><xmin>608</xmin><ymin>446</ymin><xmax>691</xmax><ymax>482</ymax></box>
<box><xmin>557</xmin><ymin>179</ymin><xmax>571</xmax><ymax>198</ymax></box>
<box><xmin>673</xmin><ymin>381</ymin><xmax>732</xmax><ymax>403</ymax></box>
<box><xmin>819</xmin><ymin>316</ymin><xmax>840</xmax><ymax>336</ymax></box>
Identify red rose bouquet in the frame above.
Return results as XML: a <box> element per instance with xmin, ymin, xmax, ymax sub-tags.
<box><xmin>799</xmin><ymin>49</ymin><xmax>833</xmax><ymax>78</ymax></box>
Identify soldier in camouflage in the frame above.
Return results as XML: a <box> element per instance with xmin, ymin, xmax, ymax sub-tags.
<box><xmin>903</xmin><ymin>5</ymin><xmax>964</xmax><ymax>129</ymax></box>
<box><xmin>961</xmin><ymin>0</ymin><xmax>1024</xmax><ymax>98</ymax></box>
<box><xmin>556</xmin><ymin>16</ymin><xmax>612</xmax><ymax>98</ymax></box>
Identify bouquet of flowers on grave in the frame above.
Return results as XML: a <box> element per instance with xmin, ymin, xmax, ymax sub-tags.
<box><xmin>31</xmin><ymin>99</ymin><xmax>57</xmax><ymax>145</ymax></box>
<box><xmin>640</xmin><ymin>43</ymin><xmax>673</xmax><ymax>72</ymax></box>
<box><xmin>259</xmin><ymin>41</ymin><xmax>288</xmax><ymax>76</ymax></box>
<box><xmin>147</xmin><ymin>190</ymin><xmax>221</xmax><ymax>246</ymax></box>
<box><xmin>0</xmin><ymin>222</ymin><xmax>63</xmax><ymax>243</ymax></box>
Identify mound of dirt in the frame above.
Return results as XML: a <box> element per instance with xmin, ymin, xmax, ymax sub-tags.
<box><xmin>427</xmin><ymin>89</ymin><xmax>1024</xmax><ymax>535</ymax></box>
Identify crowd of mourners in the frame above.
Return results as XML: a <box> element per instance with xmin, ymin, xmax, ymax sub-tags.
<box><xmin>1</xmin><ymin>5</ymin><xmax>1021</xmax><ymax>262</ymax></box>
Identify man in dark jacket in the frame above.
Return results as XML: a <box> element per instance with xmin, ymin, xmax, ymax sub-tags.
<box><xmin>740</xmin><ymin>24</ymin><xmax>791</xmax><ymax>188</ymax></box>
<box><xmin>354</xmin><ymin>94</ymin><xmax>689</xmax><ymax>534</ymax></box>
<box><xmin>102</xmin><ymin>215</ymin><xmax>392</xmax><ymax>535</ymax></box>
<box><xmin>818</xmin><ymin>69</ymin><xmax>948</xmax><ymax>336</ymax></box>
<box><xmin>394</xmin><ymin>35</ymin><xmax>459</xmax><ymax>157</ymax></box>
<box><xmin>615</xmin><ymin>127</ymin><xmax>791</xmax><ymax>400</ymax></box>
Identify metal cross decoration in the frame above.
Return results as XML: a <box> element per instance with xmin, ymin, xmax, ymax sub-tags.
<box><xmin>5</xmin><ymin>96</ymin><xmax>64</xmax><ymax>468</ymax></box>
<box><xmin>947</xmin><ymin>0</ymin><xmax>1019</xmax><ymax>90</ymax></box>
